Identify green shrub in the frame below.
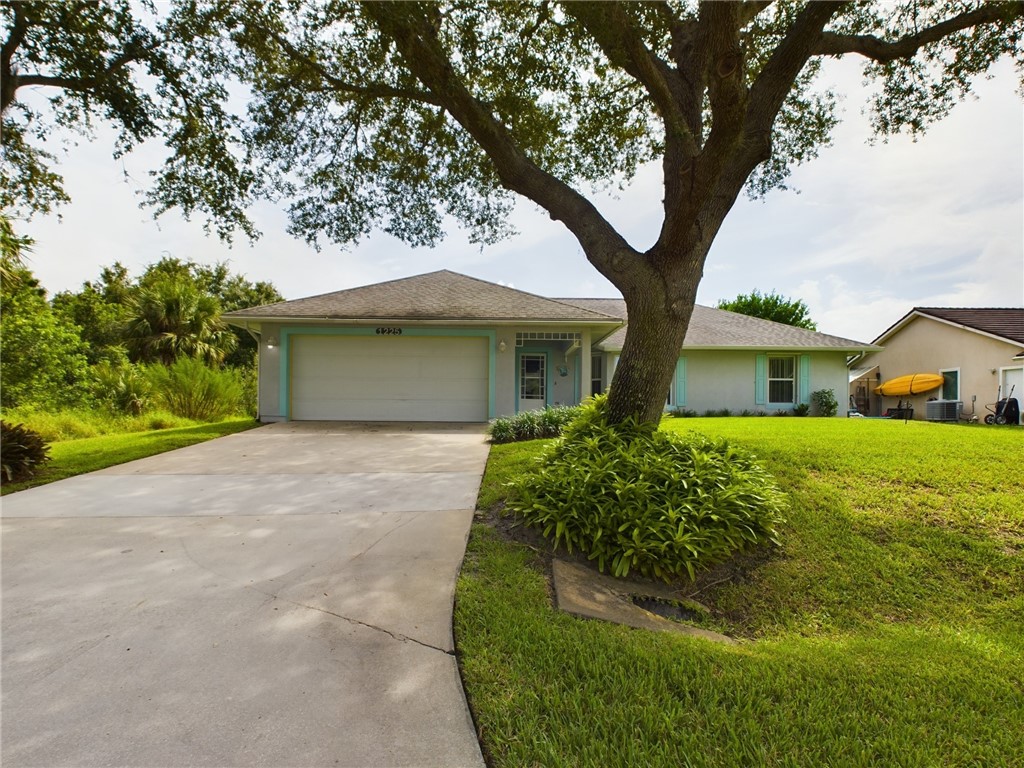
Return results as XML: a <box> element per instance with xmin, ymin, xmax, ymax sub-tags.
<box><xmin>505</xmin><ymin>395</ymin><xmax>787</xmax><ymax>581</ymax></box>
<box><xmin>1</xmin><ymin>421</ymin><xmax>51</xmax><ymax>484</ymax></box>
<box><xmin>93</xmin><ymin>362</ymin><xmax>153</xmax><ymax>416</ymax></box>
<box><xmin>488</xmin><ymin>405</ymin><xmax>582</xmax><ymax>443</ymax></box>
<box><xmin>147</xmin><ymin>358</ymin><xmax>242</xmax><ymax>421</ymax></box>
<box><xmin>793</xmin><ymin>403</ymin><xmax>810</xmax><ymax>417</ymax></box>
<box><xmin>812</xmin><ymin>388</ymin><xmax>839</xmax><ymax>417</ymax></box>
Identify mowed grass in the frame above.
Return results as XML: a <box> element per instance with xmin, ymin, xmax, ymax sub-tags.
<box><xmin>456</xmin><ymin>419</ymin><xmax>1023</xmax><ymax>767</ymax></box>
<box><xmin>1</xmin><ymin>417</ymin><xmax>258</xmax><ymax>495</ymax></box>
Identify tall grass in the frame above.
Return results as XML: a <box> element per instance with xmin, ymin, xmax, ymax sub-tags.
<box><xmin>147</xmin><ymin>357</ymin><xmax>243</xmax><ymax>420</ymax></box>
<box><xmin>2</xmin><ymin>406</ymin><xmax>201</xmax><ymax>442</ymax></box>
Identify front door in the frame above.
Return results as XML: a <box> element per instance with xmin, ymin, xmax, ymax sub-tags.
<box><xmin>518</xmin><ymin>352</ymin><xmax>547</xmax><ymax>412</ymax></box>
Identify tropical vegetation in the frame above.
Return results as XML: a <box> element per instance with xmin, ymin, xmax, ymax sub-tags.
<box><xmin>504</xmin><ymin>396</ymin><xmax>787</xmax><ymax>580</ymax></box>
<box><xmin>1</xmin><ymin>225</ymin><xmax>281</xmax><ymax>447</ymax></box>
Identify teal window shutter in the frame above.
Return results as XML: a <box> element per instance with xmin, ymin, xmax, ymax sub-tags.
<box><xmin>799</xmin><ymin>354</ymin><xmax>811</xmax><ymax>405</ymax></box>
<box><xmin>755</xmin><ymin>354</ymin><xmax>767</xmax><ymax>406</ymax></box>
<box><xmin>675</xmin><ymin>357</ymin><xmax>687</xmax><ymax>406</ymax></box>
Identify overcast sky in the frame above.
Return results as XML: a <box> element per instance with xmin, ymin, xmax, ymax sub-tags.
<box><xmin>17</xmin><ymin>56</ymin><xmax>1024</xmax><ymax>344</ymax></box>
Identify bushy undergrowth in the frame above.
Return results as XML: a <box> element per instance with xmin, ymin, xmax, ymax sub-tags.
<box><xmin>4</xmin><ymin>407</ymin><xmax>204</xmax><ymax>442</ymax></box>
<box><xmin>147</xmin><ymin>357</ymin><xmax>243</xmax><ymax>420</ymax></box>
<box><xmin>0</xmin><ymin>421</ymin><xmax>51</xmax><ymax>484</ymax></box>
<box><xmin>489</xmin><ymin>404</ymin><xmax>582</xmax><ymax>443</ymax></box>
<box><xmin>505</xmin><ymin>395</ymin><xmax>787</xmax><ymax>581</ymax></box>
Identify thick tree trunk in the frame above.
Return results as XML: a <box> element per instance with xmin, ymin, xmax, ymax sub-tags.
<box><xmin>606</xmin><ymin>290</ymin><xmax>692</xmax><ymax>426</ymax></box>
<box><xmin>603</xmin><ymin>241</ymin><xmax>707</xmax><ymax>427</ymax></box>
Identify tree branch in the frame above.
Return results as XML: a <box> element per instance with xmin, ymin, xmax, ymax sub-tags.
<box><xmin>259</xmin><ymin>24</ymin><xmax>445</xmax><ymax>106</ymax></box>
<box><xmin>567</xmin><ymin>3</ymin><xmax>697</xmax><ymax>157</ymax></box>
<box><xmin>738</xmin><ymin>1</ymin><xmax>774</xmax><ymax>28</ymax></box>
<box><xmin>814</xmin><ymin>2</ymin><xmax>1023</xmax><ymax>62</ymax></box>
<box><xmin>362</xmin><ymin>3</ymin><xmax>641</xmax><ymax>287</ymax></box>
<box><xmin>1</xmin><ymin>1</ymin><xmax>30</xmax><ymax>114</ymax></box>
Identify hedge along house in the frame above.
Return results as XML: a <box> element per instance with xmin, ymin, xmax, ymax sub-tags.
<box><xmin>225</xmin><ymin>270</ymin><xmax>878</xmax><ymax>422</ymax></box>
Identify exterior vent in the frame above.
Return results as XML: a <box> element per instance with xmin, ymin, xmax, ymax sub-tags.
<box><xmin>925</xmin><ymin>400</ymin><xmax>961</xmax><ymax>422</ymax></box>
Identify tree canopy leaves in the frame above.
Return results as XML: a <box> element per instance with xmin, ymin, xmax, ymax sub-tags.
<box><xmin>717</xmin><ymin>289</ymin><xmax>817</xmax><ymax>330</ymax></box>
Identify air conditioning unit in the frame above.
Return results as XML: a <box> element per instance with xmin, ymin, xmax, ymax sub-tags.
<box><xmin>926</xmin><ymin>400</ymin><xmax>961</xmax><ymax>422</ymax></box>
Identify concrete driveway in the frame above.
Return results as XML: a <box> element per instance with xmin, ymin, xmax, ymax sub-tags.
<box><xmin>1</xmin><ymin>422</ymin><xmax>489</xmax><ymax>767</ymax></box>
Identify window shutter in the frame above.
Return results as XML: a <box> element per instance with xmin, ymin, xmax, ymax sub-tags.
<box><xmin>755</xmin><ymin>354</ymin><xmax>767</xmax><ymax>406</ymax></box>
<box><xmin>799</xmin><ymin>355</ymin><xmax>811</xmax><ymax>405</ymax></box>
<box><xmin>675</xmin><ymin>357</ymin><xmax>687</xmax><ymax>406</ymax></box>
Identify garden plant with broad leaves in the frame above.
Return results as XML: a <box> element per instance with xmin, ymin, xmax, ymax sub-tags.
<box><xmin>2</xmin><ymin>0</ymin><xmax>1022</xmax><ymax>427</ymax></box>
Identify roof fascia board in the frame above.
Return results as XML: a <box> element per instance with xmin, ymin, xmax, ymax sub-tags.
<box><xmin>224</xmin><ymin>316</ymin><xmax>622</xmax><ymax>328</ymax></box>
<box><xmin>875</xmin><ymin>309</ymin><xmax>1022</xmax><ymax>347</ymax></box>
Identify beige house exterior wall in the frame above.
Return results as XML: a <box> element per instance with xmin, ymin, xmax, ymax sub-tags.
<box><xmin>853</xmin><ymin>315</ymin><xmax>1023</xmax><ymax>421</ymax></box>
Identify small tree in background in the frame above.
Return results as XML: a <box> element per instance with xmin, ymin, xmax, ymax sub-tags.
<box><xmin>717</xmin><ymin>290</ymin><xmax>818</xmax><ymax>330</ymax></box>
<box><xmin>123</xmin><ymin>280</ymin><xmax>236</xmax><ymax>366</ymax></box>
<box><xmin>0</xmin><ymin>262</ymin><xmax>91</xmax><ymax>409</ymax></box>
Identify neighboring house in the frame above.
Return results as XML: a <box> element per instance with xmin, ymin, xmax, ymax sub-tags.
<box><xmin>849</xmin><ymin>307</ymin><xmax>1024</xmax><ymax>423</ymax></box>
<box><xmin>224</xmin><ymin>270</ymin><xmax>877</xmax><ymax>422</ymax></box>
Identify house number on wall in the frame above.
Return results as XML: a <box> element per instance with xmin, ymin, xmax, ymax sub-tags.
<box><xmin>375</xmin><ymin>327</ymin><xmax>403</xmax><ymax>335</ymax></box>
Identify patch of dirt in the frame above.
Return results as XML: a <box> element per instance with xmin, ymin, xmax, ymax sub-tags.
<box><xmin>475</xmin><ymin>502</ymin><xmax>778</xmax><ymax>633</ymax></box>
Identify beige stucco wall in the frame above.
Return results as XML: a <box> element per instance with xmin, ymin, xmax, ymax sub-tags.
<box><xmin>854</xmin><ymin>316</ymin><xmax>1022</xmax><ymax>420</ymax></box>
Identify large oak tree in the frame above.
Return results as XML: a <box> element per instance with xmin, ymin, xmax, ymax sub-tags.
<box><xmin>4</xmin><ymin>1</ymin><xmax>1023</xmax><ymax>425</ymax></box>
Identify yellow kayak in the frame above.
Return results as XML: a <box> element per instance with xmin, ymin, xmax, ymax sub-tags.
<box><xmin>874</xmin><ymin>373</ymin><xmax>944</xmax><ymax>396</ymax></box>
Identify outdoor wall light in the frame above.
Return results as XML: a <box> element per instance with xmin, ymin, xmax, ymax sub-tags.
<box><xmin>266</xmin><ymin>336</ymin><xmax>278</xmax><ymax>349</ymax></box>
<box><xmin>498</xmin><ymin>340</ymin><xmax>507</xmax><ymax>353</ymax></box>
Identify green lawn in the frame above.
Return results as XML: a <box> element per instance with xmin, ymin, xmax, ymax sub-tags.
<box><xmin>1</xmin><ymin>417</ymin><xmax>258</xmax><ymax>495</ymax></box>
<box><xmin>456</xmin><ymin>418</ymin><xmax>1023</xmax><ymax>767</ymax></box>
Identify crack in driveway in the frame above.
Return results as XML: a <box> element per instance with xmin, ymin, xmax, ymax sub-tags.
<box><xmin>177</xmin><ymin>535</ymin><xmax>454</xmax><ymax>655</ymax></box>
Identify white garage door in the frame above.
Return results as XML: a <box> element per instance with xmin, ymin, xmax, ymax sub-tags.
<box><xmin>290</xmin><ymin>334</ymin><xmax>489</xmax><ymax>422</ymax></box>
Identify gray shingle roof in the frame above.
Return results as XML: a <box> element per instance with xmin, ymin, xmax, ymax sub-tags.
<box><xmin>225</xmin><ymin>270</ymin><xmax>622</xmax><ymax>324</ymax></box>
<box><xmin>558</xmin><ymin>299</ymin><xmax>876</xmax><ymax>351</ymax></box>
<box><xmin>884</xmin><ymin>308</ymin><xmax>1024</xmax><ymax>345</ymax></box>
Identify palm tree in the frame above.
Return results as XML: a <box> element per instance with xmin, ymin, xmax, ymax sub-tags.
<box><xmin>123</xmin><ymin>280</ymin><xmax>236</xmax><ymax>366</ymax></box>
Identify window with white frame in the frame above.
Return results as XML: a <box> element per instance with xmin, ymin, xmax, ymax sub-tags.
<box><xmin>768</xmin><ymin>356</ymin><xmax>796</xmax><ymax>404</ymax></box>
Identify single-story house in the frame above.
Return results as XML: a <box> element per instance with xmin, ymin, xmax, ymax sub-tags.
<box><xmin>224</xmin><ymin>270</ymin><xmax>878</xmax><ymax>422</ymax></box>
<box><xmin>849</xmin><ymin>307</ymin><xmax>1024</xmax><ymax>423</ymax></box>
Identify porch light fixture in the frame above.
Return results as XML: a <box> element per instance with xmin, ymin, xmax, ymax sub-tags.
<box><xmin>266</xmin><ymin>336</ymin><xmax>278</xmax><ymax>349</ymax></box>
<box><xmin>498</xmin><ymin>340</ymin><xmax>507</xmax><ymax>353</ymax></box>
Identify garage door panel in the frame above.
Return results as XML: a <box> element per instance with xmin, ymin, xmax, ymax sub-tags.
<box><xmin>290</xmin><ymin>335</ymin><xmax>488</xmax><ymax>422</ymax></box>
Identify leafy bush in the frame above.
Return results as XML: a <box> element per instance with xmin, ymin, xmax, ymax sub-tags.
<box><xmin>1</xmin><ymin>421</ymin><xmax>51</xmax><ymax>484</ymax></box>
<box><xmin>812</xmin><ymin>388</ymin><xmax>839</xmax><ymax>417</ymax></box>
<box><xmin>93</xmin><ymin>362</ymin><xmax>152</xmax><ymax>415</ymax></box>
<box><xmin>793</xmin><ymin>403</ymin><xmax>810</xmax><ymax>417</ymax></box>
<box><xmin>147</xmin><ymin>357</ymin><xmax>242</xmax><ymax>421</ymax></box>
<box><xmin>505</xmin><ymin>395</ymin><xmax>787</xmax><ymax>581</ymax></box>
<box><xmin>488</xmin><ymin>405</ymin><xmax>582</xmax><ymax>444</ymax></box>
